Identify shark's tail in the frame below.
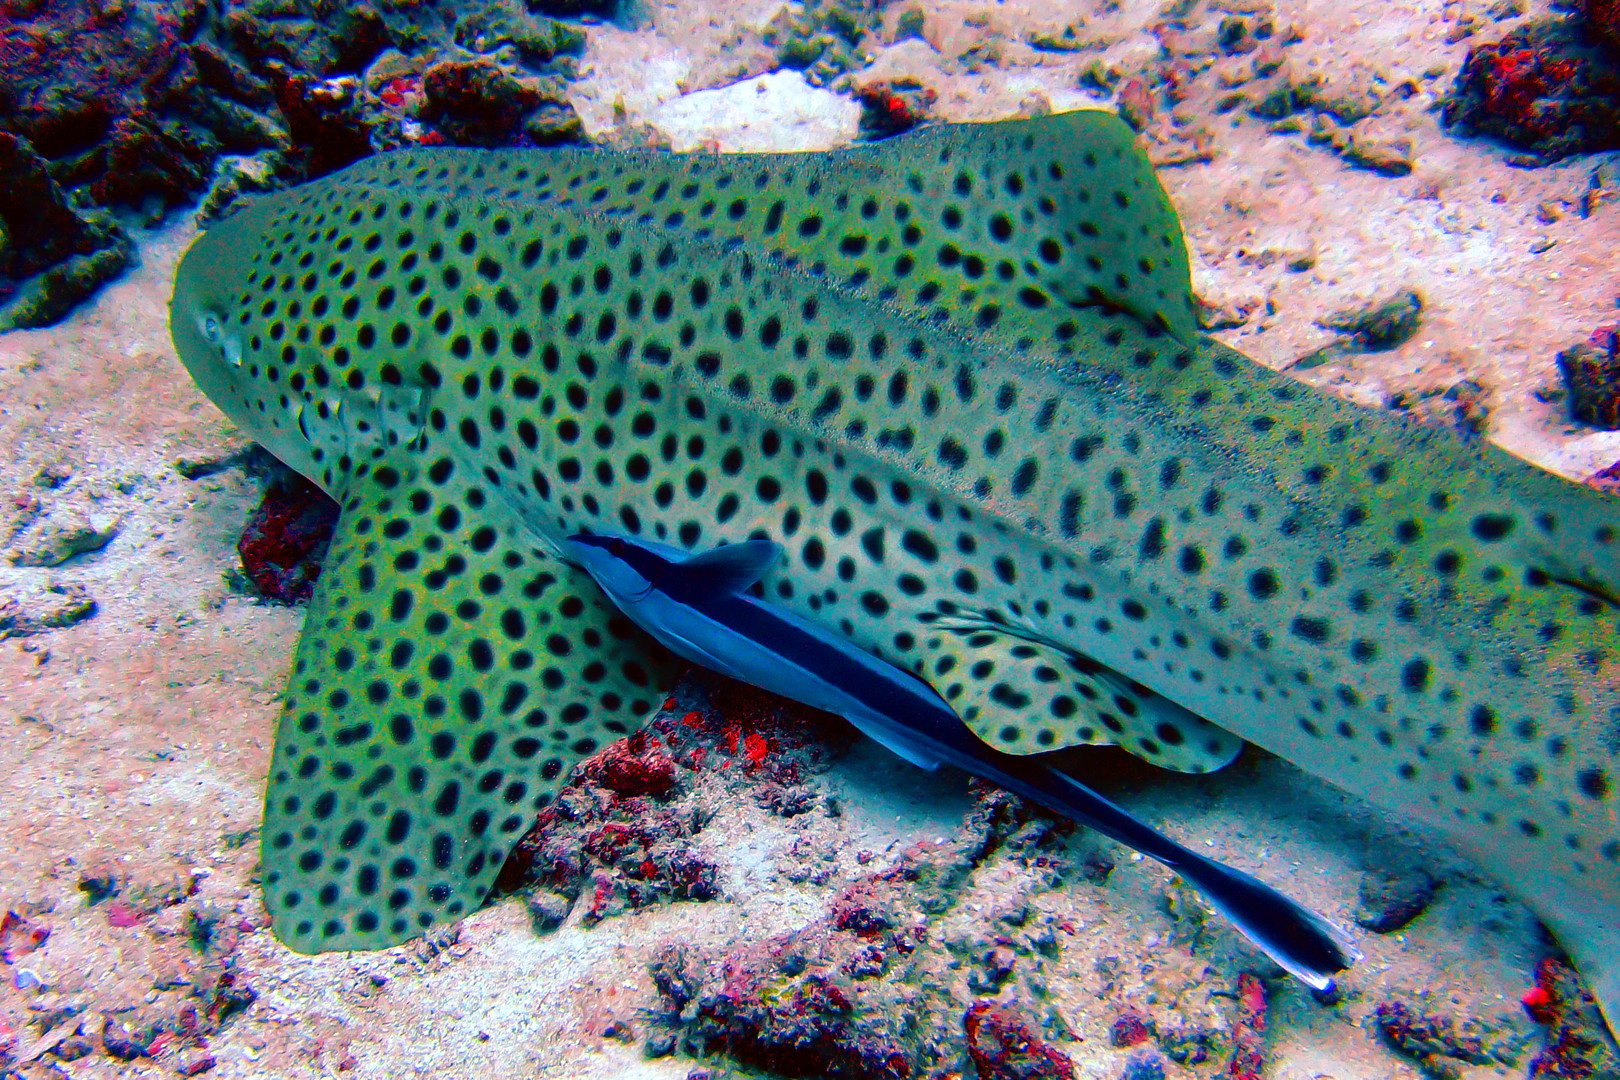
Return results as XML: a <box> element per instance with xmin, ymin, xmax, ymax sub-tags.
<box><xmin>990</xmin><ymin>756</ymin><xmax>1360</xmax><ymax>990</ymax></box>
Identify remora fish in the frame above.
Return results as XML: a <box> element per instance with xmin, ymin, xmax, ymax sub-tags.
<box><xmin>168</xmin><ymin>110</ymin><xmax>1620</xmax><ymax>1028</ymax></box>
<box><xmin>563</xmin><ymin>531</ymin><xmax>1358</xmax><ymax>987</ymax></box>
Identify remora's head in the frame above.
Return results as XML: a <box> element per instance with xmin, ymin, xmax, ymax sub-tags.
<box><xmin>561</xmin><ymin>533</ymin><xmax>662</xmax><ymax>604</ymax></box>
<box><xmin>169</xmin><ymin>199</ymin><xmax>358</xmax><ymax>493</ymax></box>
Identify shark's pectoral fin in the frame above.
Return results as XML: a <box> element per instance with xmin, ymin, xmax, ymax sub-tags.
<box><xmin>927</xmin><ymin>624</ymin><xmax>1242</xmax><ymax>773</ymax></box>
<box><xmin>260</xmin><ymin>447</ymin><xmax>678</xmax><ymax>954</ymax></box>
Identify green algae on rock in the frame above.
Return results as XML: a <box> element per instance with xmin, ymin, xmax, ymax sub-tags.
<box><xmin>0</xmin><ymin>132</ymin><xmax>132</xmax><ymax>331</ymax></box>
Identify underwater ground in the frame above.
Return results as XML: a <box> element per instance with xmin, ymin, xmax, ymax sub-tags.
<box><xmin>2</xmin><ymin>0</ymin><xmax>1619</xmax><ymax>1076</ymax></box>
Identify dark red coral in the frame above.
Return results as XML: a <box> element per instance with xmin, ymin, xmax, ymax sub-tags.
<box><xmin>89</xmin><ymin>110</ymin><xmax>216</xmax><ymax>208</ymax></box>
<box><xmin>419</xmin><ymin>58</ymin><xmax>542</xmax><ymax>148</ymax></box>
<box><xmin>1524</xmin><ymin>956</ymin><xmax>1620</xmax><ymax>1078</ymax></box>
<box><xmin>0</xmin><ymin>0</ymin><xmax>198</xmax><ymax>157</ymax></box>
<box><xmin>236</xmin><ymin>470</ymin><xmax>340</xmax><ymax>604</ymax></box>
<box><xmin>574</xmin><ymin>728</ymin><xmax>679</xmax><ymax>799</ymax></box>
<box><xmin>271</xmin><ymin>71</ymin><xmax>374</xmax><ymax>179</ymax></box>
<box><xmin>831</xmin><ymin>881</ymin><xmax>894</xmax><ymax>937</ymax></box>
<box><xmin>1441</xmin><ymin>16</ymin><xmax>1620</xmax><ymax>160</ymax></box>
<box><xmin>494</xmin><ymin>678</ymin><xmax>860</xmax><ymax>914</ymax></box>
<box><xmin>855</xmin><ymin>81</ymin><xmax>934</xmax><ymax>140</ymax></box>
<box><xmin>1559</xmin><ymin>324</ymin><xmax>1620</xmax><ymax>429</ymax></box>
<box><xmin>962</xmin><ymin>1000</ymin><xmax>1074</xmax><ymax>1080</ymax></box>
<box><xmin>1580</xmin><ymin>0</ymin><xmax>1620</xmax><ymax>52</ymax></box>
<box><xmin>1110</xmin><ymin>1010</ymin><xmax>1154</xmax><ymax>1049</ymax></box>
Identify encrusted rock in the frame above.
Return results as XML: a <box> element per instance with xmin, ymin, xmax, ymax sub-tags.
<box><xmin>0</xmin><ymin>133</ymin><xmax>132</xmax><ymax>330</ymax></box>
<box><xmin>1558</xmin><ymin>324</ymin><xmax>1620</xmax><ymax>428</ymax></box>
<box><xmin>1227</xmin><ymin>974</ymin><xmax>1267</xmax><ymax>1080</ymax></box>
<box><xmin>195</xmin><ymin>152</ymin><xmax>284</xmax><ymax>224</ymax></box>
<box><xmin>764</xmin><ymin>0</ymin><xmax>883</xmax><ymax>88</ymax></box>
<box><xmin>1441</xmin><ymin>16</ymin><xmax>1620</xmax><ymax>160</ymax></box>
<box><xmin>1320</xmin><ymin>289</ymin><xmax>1425</xmax><ymax>351</ymax></box>
<box><xmin>7</xmin><ymin>500</ymin><xmax>119</xmax><ymax>567</ymax></box>
<box><xmin>0</xmin><ymin>580</ymin><xmax>97</xmax><ymax>638</ymax></box>
<box><xmin>524</xmin><ymin>889</ymin><xmax>572</xmax><ymax>932</ymax></box>
<box><xmin>1355</xmin><ymin>866</ymin><xmax>1439</xmax><ymax>932</ymax></box>
<box><xmin>452</xmin><ymin>0</ymin><xmax>586</xmax><ymax>67</ymax></box>
<box><xmin>1375</xmin><ymin>1000</ymin><xmax>1493</xmax><ymax>1075</ymax></box>
<box><xmin>1118</xmin><ymin>1049</ymin><xmax>1166</xmax><ymax>1080</ymax></box>
<box><xmin>963</xmin><ymin>1000</ymin><xmax>1074</xmax><ymax>1080</ymax></box>
<box><xmin>1524</xmin><ymin>955</ymin><xmax>1620</xmax><ymax>1077</ymax></box>
<box><xmin>221</xmin><ymin>0</ymin><xmax>390</xmax><ymax>79</ymax></box>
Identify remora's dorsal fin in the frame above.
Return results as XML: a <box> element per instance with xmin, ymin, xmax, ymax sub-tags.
<box><xmin>259</xmin><ymin>442</ymin><xmax>678</xmax><ymax>953</ymax></box>
<box><xmin>672</xmin><ymin>539</ymin><xmax>782</xmax><ymax>599</ymax></box>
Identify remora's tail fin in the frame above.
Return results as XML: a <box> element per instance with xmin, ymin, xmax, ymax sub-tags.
<box><xmin>1157</xmin><ymin>841</ymin><xmax>1362</xmax><ymax>990</ymax></box>
<box><xmin>988</xmin><ymin>757</ymin><xmax>1359</xmax><ymax>989</ymax></box>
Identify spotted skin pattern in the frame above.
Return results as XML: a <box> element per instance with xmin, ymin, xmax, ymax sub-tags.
<box><xmin>170</xmin><ymin>113</ymin><xmax>1619</xmax><ymax>1028</ymax></box>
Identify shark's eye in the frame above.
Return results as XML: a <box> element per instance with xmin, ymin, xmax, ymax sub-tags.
<box><xmin>199</xmin><ymin>312</ymin><xmax>223</xmax><ymax>344</ymax></box>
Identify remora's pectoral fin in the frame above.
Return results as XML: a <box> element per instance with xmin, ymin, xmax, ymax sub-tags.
<box><xmin>260</xmin><ymin>450</ymin><xmax>677</xmax><ymax>954</ymax></box>
<box><xmin>840</xmin><ymin>704</ymin><xmax>944</xmax><ymax>771</ymax></box>
<box><xmin>672</xmin><ymin>539</ymin><xmax>783</xmax><ymax>599</ymax></box>
<box><xmin>930</xmin><ymin>625</ymin><xmax>1242</xmax><ymax>773</ymax></box>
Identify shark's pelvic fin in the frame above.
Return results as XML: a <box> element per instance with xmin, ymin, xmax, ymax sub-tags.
<box><xmin>924</xmin><ymin>622</ymin><xmax>1243</xmax><ymax>773</ymax></box>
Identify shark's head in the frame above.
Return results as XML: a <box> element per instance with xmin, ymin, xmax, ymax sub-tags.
<box><xmin>171</xmin><ymin>222</ymin><xmax>254</xmax><ymax>423</ymax></box>
<box><xmin>171</xmin><ymin>201</ymin><xmax>376</xmax><ymax>496</ymax></box>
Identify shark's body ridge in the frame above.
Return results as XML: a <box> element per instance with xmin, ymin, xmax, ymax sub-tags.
<box><xmin>167</xmin><ymin>111</ymin><xmax>1620</xmax><ymax>1027</ymax></box>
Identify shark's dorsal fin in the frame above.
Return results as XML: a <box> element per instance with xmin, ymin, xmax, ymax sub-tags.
<box><xmin>751</xmin><ymin>110</ymin><xmax>1198</xmax><ymax>348</ymax></box>
<box><xmin>671</xmin><ymin>539</ymin><xmax>783</xmax><ymax>600</ymax></box>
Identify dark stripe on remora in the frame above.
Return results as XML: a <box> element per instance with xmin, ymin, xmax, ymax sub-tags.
<box><xmin>698</xmin><ymin>592</ymin><xmax>978</xmax><ymax>753</ymax></box>
<box><xmin>572</xmin><ymin>533</ymin><xmax>976</xmax><ymax>752</ymax></box>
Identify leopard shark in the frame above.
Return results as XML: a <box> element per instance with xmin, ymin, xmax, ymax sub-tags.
<box><xmin>167</xmin><ymin>109</ymin><xmax>1620</xmax><ymax>1029</ymax></box>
